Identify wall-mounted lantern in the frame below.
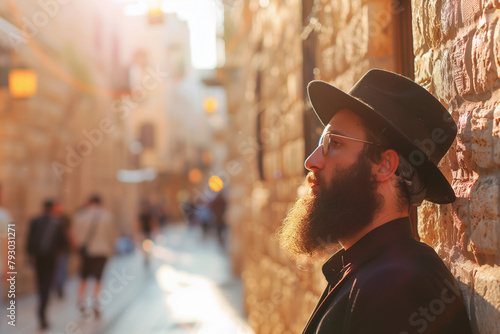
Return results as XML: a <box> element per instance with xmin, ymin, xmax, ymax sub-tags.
<box><xmin>9</xmin><ymin>68</ymin><xmax>37</xmax><ymax>98</ymax></box>
<box><xmin>203</xmin><ymin>96</ymin><xmax>218</xmax><ymax>114</ymax></box>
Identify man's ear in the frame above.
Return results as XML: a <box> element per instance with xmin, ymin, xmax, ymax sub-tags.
<box><xmin>375</xmin><ymin>149</ymin><xmax>399</xmax><ymax>182</ymax></box>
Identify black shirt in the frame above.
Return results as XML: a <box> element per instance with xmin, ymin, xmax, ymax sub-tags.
<box><xmin>302</xmin><ymin>217</ymin><xmax>473</xmax><ymax>334</ymax></box>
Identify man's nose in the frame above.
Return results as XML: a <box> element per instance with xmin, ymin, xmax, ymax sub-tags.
<box><xmin>305</xmin><ymin>146</ymin><xmax>324</xmax><ymax>171</ymax></box>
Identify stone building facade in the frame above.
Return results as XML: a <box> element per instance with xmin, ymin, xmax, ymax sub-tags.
<box><xmin>412</xmin><ymin>1</ymin><xmax>500</xmax><ymax>333</ymax></box>
<box><xmin>223</xmin><ymin>0</ymin><xmax>499</xmax><ymax>333</ymax></box>
<box><xmin>0</xmin><ymin>0</ymin><xmax>139</xmax><ymax>294</ymax></box>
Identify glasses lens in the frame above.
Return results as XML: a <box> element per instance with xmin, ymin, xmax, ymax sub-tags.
<box><xmin>321</xmin><ymin>133</ymin><xmax>329</xmax><ymax>156</ymax></box>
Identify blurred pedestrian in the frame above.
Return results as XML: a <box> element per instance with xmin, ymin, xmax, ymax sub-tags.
<box><xmin>152</xmin><ymin>201</ymin><xmax>169</xmax><ymax>228</ymax></box>
<box><xmin>52</xmin><ymin>200</ymin><xmax>75</xmax><ymax>299</ymax></box>
<box><xmin>195</xmin><ymin>201</ymin><xmax>213</xmax><ymax>239</ymax></box>
<box><xmin>73</xmin><ymin>194</ymin><xmax>117</xmax><ymax>318</ymax></box>
<box><xmin>136</xmin><ymin>200</ymin><xmax>156</xmax><ymax>267</ymax></box>
<box><xmin>26</xmin><ymin>199</ymin><xmax>70</xmax><ymax>330</ymax></box>
<box><xmin>278</xmin><ymin>70</ymin><xmax>472</xmax><ymax>333</ymax></box>
<box><xmin>181</xmin><ymin>197</ymin><xmax>197</xmax><ymax>228</ymax></box>
<box><xmin>210</xmin><ymin>191</ymin><xmax>228</xmax><ymax>249</ymax></box>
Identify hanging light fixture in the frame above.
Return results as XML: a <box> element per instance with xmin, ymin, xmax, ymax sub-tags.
<box><xmin>9</xmin><ymin>68</ymin><xmax>37</xmax><ymax>98</ymax></box>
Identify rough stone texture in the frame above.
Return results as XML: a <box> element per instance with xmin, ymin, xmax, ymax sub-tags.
<box><xmin>441</xmin><ymin>0</ymin><xmax>458</xmax><ymax>40</ymax></box>
<box><xmin>451</xmin><ymin>33</ymin><xmax>473</xmax><ymax>96</ymax></box>
<box><xmin>469</xmin><ymin>176</ymin><xmax>499</xmax><ymax>257</ymax></box>
<box><xmin>471</xmin><ymin>16</ymin><xmax>497</xmax><ymax>95</ymax></box>
<box><xmin>474</xmin><ymin>266</ymin><xmax>500</xmax><ymax>334</ymax></box>
<box><xmin>414</xmin><ymin>0</ymin><xmax>500</xmax><ymax>332</ymax></box>
<box><xmin>227</xmin><ymin>0</ymin><xmax>500</xmax><ymax>333</ymax></box>
<box><xmin>224</xmin><ymin>0</ymin><xmax>395</xmax><ymax>332</ymax></box>
<box><xmin>471</xmin><ymin>108</ymin><xmax>495</xmax><ymax>168</ymax></box>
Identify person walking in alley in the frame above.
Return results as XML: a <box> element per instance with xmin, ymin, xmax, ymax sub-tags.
<box><xmin>74</xmin><ymin>194</ymin><xmax>117</xmax><ymax>318</ymax></box>
<box><xmin>52</xmin><ymin>200</ymin><xmax>75</xmax><ymax>299</ymax></box>
<box><xmin>136</xmin><ymin>200</ymin><xmax>157</xmax><ymax>267</ymax></box>
<box><xmin>26</xmin><ymin>199</ymin><xmax>70</xmax><ymax>330</ymax></box>
<box><xmin>277</xmin><ymin>69</ymin><xmax>473</xmax><ymax>333</ymax></box>
<box><xmin>210</xmin><ymin>191</ymin><xmax>228</xmax><ymax>249</ymax></box>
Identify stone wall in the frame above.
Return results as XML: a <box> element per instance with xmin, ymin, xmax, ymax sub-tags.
<box><xmin>223</xmin><ymin>0</ymin><xmax>398</xmax><ymax>333</ymax></box>
<box><xmin>226</xmin><ymin>0</ymin><xmax>500</xmax><ymax>333</ymax></box>
<box><xmin>412</xmin><ymin>0</ymin><xmax>500</xmax><ymax>333</ymax></box>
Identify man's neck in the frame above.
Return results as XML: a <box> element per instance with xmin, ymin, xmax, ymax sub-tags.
<box><xmin>340</xmin><ymin>211</ymin><xmax>409</xmax><ymax>250</ymax></box>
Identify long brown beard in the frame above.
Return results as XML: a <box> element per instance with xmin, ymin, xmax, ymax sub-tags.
<box><xmin>277</xmin><ymin>154</ymin><xmax>382</xmax><ymax>260</ymax></box>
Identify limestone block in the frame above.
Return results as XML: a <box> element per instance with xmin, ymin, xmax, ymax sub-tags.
<box><xmin>333</xmin><ymin>32</ymin><xmax>347</xmax><ymax>73</ymax></box>
<box><xmin>456</xmin><ymin>109</ymin><xmax>473</xmax><ymax>177</ymax></box>
<box><xmin>427</xmin><ymin>0</ymin><xmax>443</xmax><ymax>46</ymax></box>
<box><xmin>418</xmin><ymin>201</ymin><xmax>445</xmax><ymax>254</ymax></box>
<box><xmin>453</xmin><ymin>196</ymin><xmax>470</xmax><ymax>231</ymax></box>
<box><xmin>484</xmin><ymin>0</ymin><xmax>500</xmax><ymax>9</ymax></box>
<box><xmin>321</xmin><ymin>46</ymin><xmax>336</xmax><ymax>78</ymax></box>
<box><xmin>469</xmin><ymin>176</ymin><xmax>499</xmax><ymax>255</ymax></box>
<box><xmin>472</xmin><ymin>17</ymin><xmax>497</xmax><ymax>95</ymax></box>
<box><xmin>441</xmin><ymin>0</ymin><xmax>458</xmax><ymax>40</ymax></box>
<box><xmin>470</xmin><ymin>176</ymin><xmax>499</xmax><ymax>220</ymax></box>
<box><xmin>339</xmin><ymin>0</ymin><xmax>352</xmax><ymax>23</ymax></box>
<box><xmin>332</xmin><ymin>59</ymin><xmax>370</xmax><ymax>92</ymax></box>
<box><xmin>469</xmin><ymin>219</ymin><xmax>498</xmax><ymax>255</ymax></box>
<box><xmin>414</xmin><ymin>51</ymin><xmax>433</xmax><ymax>88</ymax></box>
<box><xmin>411</xmin><ymin>0</ymin><xmax>429</xmax><ymax>55</ymax></box>
<box><xmin>474</xmin><ymin>266</ymin><xmax>500</xmax><ymax>334</ymax></box>
<box><xmin>471</xmin><ymin>110</ymin><xmax>494</xmax><ymax>168</ymax></box>
<box><xmin>449</xmin><ymin>260</ymin><xmax>476</xmax><ymax>316</ymax></box>
<box><xmin>461</xmin><ymin>0</ymin><xmax>482</xmax><ymax>26</ymax></box>
<box><xmin>432</xmin><ymin>48</ymin><xmax>454</xmax><ymax>101</ymax></box>
<box><xmin>450</xmin><ymin>260</ymin><xmax>475</xmax><ymax>291</ymax></box>
<box><xmin>340</xmin><ymin>10</ymin><xmax>370</xmax><ymax>66</ymax></box>
<box><xmin>492</xmin><ymin>18</ymin><xmax>500</xmax><ymax>80</ymax></box>
<box><xmin>367</xmin><ymin>2</ymin><xmax>393</xmax><ymax>58</ymax></box>
<box><xmin>451</xmin><ymin>34</ymin><xmax>472</xmax><ymax>96</ymax></box>
<box><xmin>492</xmin><ymin>106</ymin><xmax>500</xmax><ymax>164</ymax></box>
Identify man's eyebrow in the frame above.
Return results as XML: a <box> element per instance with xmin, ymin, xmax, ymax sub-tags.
<box><xmin>326</xmin><ymin>129</ymin><xmax>347</xmax><ymax>137</ymax></box>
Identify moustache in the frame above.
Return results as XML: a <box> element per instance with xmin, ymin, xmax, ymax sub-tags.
<box><xmin>306</xmin><ymin>172</ymin><xmax>321</xmax><ymax>186</ymax></box>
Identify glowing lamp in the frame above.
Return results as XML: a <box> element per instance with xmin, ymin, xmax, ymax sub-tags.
<box><xmin>203</xmin><ymin>97</ymin><xmax>218</xmax><ymax>114</ymax></box>
<box><xmin>208</xmin><ymin>175</ymin><xmax>224</xmax><ymax>192</ymax></box>
<box><xmin>188</xmin><ymin>168</ymin><xmax>203</xmax><ymax>184</ymax></box>
<box><xmin>9</xmin><ymin>69</ymin><xmax>37</xmax><ymax>98</ymax></box>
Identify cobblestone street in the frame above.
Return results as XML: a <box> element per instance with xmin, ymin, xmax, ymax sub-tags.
<box><xmin>2</xmin><ymin>224</ymin><xmax>253</xmax><ymax>334</ymax></box>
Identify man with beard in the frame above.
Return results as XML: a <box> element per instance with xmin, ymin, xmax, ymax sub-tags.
<box><xmin>278</xmin><ymin>69</ymin><xmax>473</xmax><ymax>334</ymax></box>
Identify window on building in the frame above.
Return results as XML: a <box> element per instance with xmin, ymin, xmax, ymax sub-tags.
<box><xmin>139</xmin><ymin>123</ymin><xmax>155</xmax><ymax>149</ymax></box>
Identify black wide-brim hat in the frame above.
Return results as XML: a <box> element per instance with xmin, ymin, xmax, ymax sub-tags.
<box><xmin>307</xmin><ymin>69</ymin><xmax>457</xmax><ymax>204</ymax></box>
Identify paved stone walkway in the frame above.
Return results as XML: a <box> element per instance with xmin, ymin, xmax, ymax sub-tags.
<box><xmin>1</xmin><ymin>224</ymin><xmax>254</xmax><ymax>334</ymax></box>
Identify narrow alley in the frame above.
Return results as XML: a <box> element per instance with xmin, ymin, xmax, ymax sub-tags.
<box><xmin>2</xmin><ymin>224</ymin><xmax>253</xmax><ymax>334</ymax></box>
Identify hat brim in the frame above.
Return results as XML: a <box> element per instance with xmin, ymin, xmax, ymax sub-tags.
<box><xmin>307</xmin><ymin>80</ymin><xmax>456</xmax><ymax>204</ymax></box>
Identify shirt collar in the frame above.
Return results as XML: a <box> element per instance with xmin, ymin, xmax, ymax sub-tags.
<box><xmin>321</xmin><ymin>217</ymin><xmax>413</xmax><ymax>285</ymax></box>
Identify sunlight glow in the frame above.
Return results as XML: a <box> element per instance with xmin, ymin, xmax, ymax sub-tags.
<box><xmin>123</xmin><ymin>0</ymin><xmax>220</xmax><ymax>69</ymax></box>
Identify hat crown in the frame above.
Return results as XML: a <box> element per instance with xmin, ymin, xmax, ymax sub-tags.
<box><xmin>348</xmin><ymin>69</ymin><xmax>457</xmax><ymax>165</ymax></box>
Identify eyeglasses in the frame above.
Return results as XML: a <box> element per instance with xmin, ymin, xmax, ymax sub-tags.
<box><xmin>319</xmin><ymin>132</ymin><xmax>375</xmax><ymax>156</ymax></box>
